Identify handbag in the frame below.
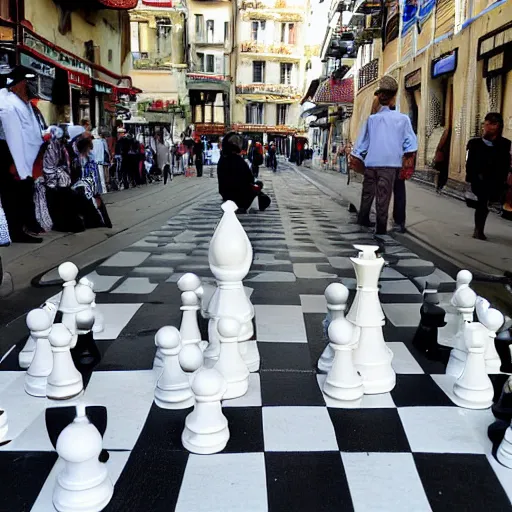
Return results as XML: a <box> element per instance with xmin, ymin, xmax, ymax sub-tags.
<box><xmin>258</xmin><ymin>192</ymin><xmax>271</xmax><ymax>211</ymax></box>
<box><xmin>0</xmin><ymin>199</ymin><xmax>11</xmax><ymax>246</ymax></box>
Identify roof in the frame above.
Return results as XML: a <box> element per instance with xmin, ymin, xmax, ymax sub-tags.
<box><xmin>313</xmin><ymin>77</ymin><xmax>354</xmax><ymax>105</ymax></box>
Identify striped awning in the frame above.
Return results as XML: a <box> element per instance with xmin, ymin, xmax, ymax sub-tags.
<box><xmin>96</xmin><ymin>0</ymin><xmax>137</xmax><ymax>8</ymax></box>
<box><xmin>313</xmin><ymin>77</ymin><xmax>354</xmax><ymax>105</ymax></box>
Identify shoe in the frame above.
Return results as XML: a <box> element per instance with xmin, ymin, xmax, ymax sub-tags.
<box><xmin>393</xmin><ymin>223</ymin><xmax>406</xmax><ymax>233</ymax></box>
<box><xmin>11</xmin><ymin>233</ymin><xmax>43</xmax><ymax>244</ymax></box>
<box><xmin>473</xmin><ymin>229</ymin><xmax>487</xmax><ymax>241</ymax></box>
<box><xmin>358</xmin><ymin>220</ymin><xmax>376</xmax><ymax>228</ymax></box>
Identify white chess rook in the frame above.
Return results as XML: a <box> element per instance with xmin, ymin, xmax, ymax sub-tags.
<box><xmin>452</xmin><ymin>322</ymin><xmax>493</xmax><ymax>409</ymax></box>
<box><xmin>46</xmin><ymin>324</ymin><xmax>84</xmax><ymax>401</ymax></box>
<box><xmin>154</xmin><ymin>326</ymin><xmax>195</xmax><ymax>409</ymax></box>
<box><xmin>446</xmin><ymin>286</ymin><xmax>478</xmax><ymax>377</ymax></box>
<box><xmin>318</xmin><ymin>283</ymin><xmax>349</xmax><ymax>374</ymax></box>
<box><xmin>53</xmin><ymin>404</ymin><xmax>113</xmax><ymax>512</ymax></box>
<box><xmin>214</xmin><ymin>317</ymin><xmax>249</xmax><ymax>400</ymax></box>
<box><xmin>25</xmin><ymin>309</ymin><xmax>54</xmax><ymax>397</ymax></box>
<box><xmin>182</xmin><ymin>368</ymin><xmax>230</xmax><ymax>455</ymax></box>
<box><xmin>58</xmin><ymin>262</ymin><xmax>82</xmax><ymax>349</ymax></box>
<box><xmin>476</xmin><ymin>297</ymin><xmax>504</xmax><ymax>374</ymax></box>
<box><xmin>19</xmin><ymin>301</ymin><xmax>58</xmax><ymax>369</ymax></box>
<box><xmin>324</xmin><ymin>317</ymin><xmax>364</xmax><ymax>402</ymax></box>
<box><xmin>79</xmin><ymin>277</ymin><xmax>104</xmax><ymax>334</ymax></box>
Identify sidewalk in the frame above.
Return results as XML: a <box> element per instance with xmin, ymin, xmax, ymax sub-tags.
<box><xmin>297</xmin><ymin>161</ymin><xmax>512</xmax><ymax>276</ymax></box>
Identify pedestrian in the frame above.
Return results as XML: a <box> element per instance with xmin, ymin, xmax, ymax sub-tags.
<box><xmin>250</xmin><ymin>141</ymin><xmax>263</xmax><ymax>178</ymax></box>
<box><xmin>91</xmin><ymin>127</ymin><xmax>110</xmax><ymax>193</ymax></box>
<box><xmin>155</xmin><ymin>133</ymin><xmax>171</xmax><ymax>184</ymax></box>
<box><xmin>465</xmin><ymin>112</ymin><xmax>511</xmax><ymax>240</ymax></box>
<box><xmin>434</xmin><ymin>127</ymin><xmax>452</xmax><ymax>193</ymax></box>
<box><xmin>268</xmin><ymin>142</ymin><xmax>277</xmax><ymax>172</ymax></box>
<box><xmin>193</xmin><ymin>136</ymin><xmax>204</xmax><ymax>177</ymax></box>
<box><xmin>350</xmin><ymin>75</ymin><xmax>417</xmax><ymax>235</ymax></box>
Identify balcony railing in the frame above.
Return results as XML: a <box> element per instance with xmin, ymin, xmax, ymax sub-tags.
<box><xmin>132</xmin><ymin>52</ymin><xmax>173</xmax><ymax>70</ymax></box>
<box><xmin>358</xmin><ymin>58</ymin><xmax>379</xmax><ymax>90</ymax></box>
<box><xmin>240</xmin><ymin>41</ymin><xmax>296</xmax><ymax>55</ymax></box>
<box><xmin>240</xmin><ymin>0</ymin><xmax>292</xmax><ymax>9</ymax></box>
<box><xmin>236</xmin><ymin>83</ymin><xmax>299</xmax><ymax>97</ymax></box>
<box><xmin>187</xmin><ymin>73</ymin><xmax>231</xmax><ymax>84</ymax></box>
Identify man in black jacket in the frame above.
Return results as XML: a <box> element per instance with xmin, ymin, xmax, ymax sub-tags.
<box><xmin>466</xmin><ymin>112</ymin><xmax>511</xmax><ymax>240</ymax></box>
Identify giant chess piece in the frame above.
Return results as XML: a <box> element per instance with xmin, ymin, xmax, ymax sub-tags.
<box><xmin>496</xmin><ymin>316</ymin><xmax>512</xmax><ymax>373</ymax></box>
<box><xmin>178</xmin><ymin>274</ymin><xmax>207</xmax><ymax>350</ymax></box>
<box><xmin>412</xmin><ymin>281</ymin><xmax>448</xmax><ymax>361</ymax></box>
<box><xmin>58</xmin><ymin>262</ymin><xmax>82</xmax><ymax>349</ymax></box>
<box><xmin>214</xmin><ymin>317</ymin><xmax>249</xmax><ymax>400</ymax></box>
<box><xmin>348</xmin><ymin>245</ymin><xmax>395</xmax><ymax>394</ymax></box>
<box><xmin>25</xmin><ymin>309</ymin><xmax>54</xmax><ymax>397</ymax></box>
<box><xmin>476</xmin><ymin>297</ymin><xmax>504</xmax><ymax>374</ymax></box>
<box><xmin>47</xmin><ymin>324</ymin><xmax>84</xmax><ymax>401</ymax></box>
<box><xmin>53</xmin><ymin>404</ymin><xmax>113</xmax><ymax>512</ymax></box>
<box><xmin>72</xmin><ymin>307</ymin><xmax>101</xmax><ymax>377</ymax></box>
<box><xmin>452</xmin><ymin>322</ymin><xmax>493</xmax><ymax>409</ymax></box>
<box><xmin>497</xmin><ymin>422</ymin><xmax>512</xmax><ymax>469</ymax></box>
<box><xmin>318</xmin><ymin>283</ymin><xmax>350</xmax><ymax>374</ymax></box>
<box><xmin>206</xmin><ymin>201</ymin><xmax>259</xmax><ymax>372</ymax></box>
<box><xmin>153</xmin><ymin>326</ymin><xmax>173</xmax><ymax>372</ymax></box>
<box><xmin>154</xmin><ymin>326</ymin><xmax>196</xmax><ymax>410</ymax></box>
<box><xmin>492</xmin><ymin>376</ymin><xmax>512</xmax><ymax>423</ymax></box>
<box><xmin>79</xmin><ymin>277</ymin><xmax>104</xmax><ymax>334</ymax></box>
<box><xmin>68</xmin><ymin>283</ymin><xmax>95</xmax><ymax>350</ymax></box>
<box><xmin>19</xmin><ymin>301</ymin><xmax>58</xmax><ymax>369</ymax></box>
<box><xmin>446</xmin><ymin>286</ymin><xmax>478</xmax><ymax>377</ymax></box>
<box><xmin>324</xmin><ymin>316</ymin><xmax>364</xmax><ymax>402</ymax></box>
<box><xmin>0</xmin><ymin>407</ymin><xmax>8</xmax><ymax>442</ymax></box>
<box><xmin>182</xmin><ymin>368</ymin><xmax>229</xmax><ymax>454</ymax></box>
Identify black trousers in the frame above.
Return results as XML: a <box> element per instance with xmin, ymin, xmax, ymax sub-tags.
<box><xmin>163</xmin><ymin>164</ymin><xmax>172</xmax><ymax>184</ymax></box>
<box><xmin>393</xmin><ymin>171</ymin><xmax>406</xmax><ymax>226</ymax></box>
<box><xmin>196</xmin><ymin>158</ymin><xmax>203</xmax><ymax>177</ymax></box>
<box><xmin>475</xmin><ymin>197</ymin><xmax>489</xmax><ymax>234</ymax></box>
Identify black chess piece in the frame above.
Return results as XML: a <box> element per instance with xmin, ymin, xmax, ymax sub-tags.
<box><xmin>71</xmin><ymin>311</ymin><xmax>101</xmax><ymax>377</ymax></box>
<box><xmin>488</xmin><ymin>376</ymin><xmax>512</xmax><ymax>454</ymax></box>
<box><xmin>495</xmin><ymin>317</ymin><xmax>512</xmax><ymax>373</ymax></box>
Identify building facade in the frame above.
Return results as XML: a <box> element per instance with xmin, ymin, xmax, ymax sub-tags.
<box><xmin>232</xmin><ymin>0</ymin><xmax>309</xmax><ymax>149</ymax></box>
<box><xmin>0</xmin><ymin>0</ymin><xmax>139</xmax><ymax>128</ymax></box>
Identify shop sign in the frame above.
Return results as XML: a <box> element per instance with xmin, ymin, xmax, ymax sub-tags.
<box><xmin>95</xmin><ymin>83</ymin><xmax>113</xmax><ymax>94</ymax></box>
<box><xmin>0</xmin><ymin>26</ymin><xmax>14</xmax><ymax>42</ymax></box>
<box><xmin>479</xmin><ymin>23</ymin><xmax>512</xmax><ymax>59</ymax></box>
<box><xmin>195</xmin><ymin>123</ymin><xmax>225</xmax><ymax>135</ymax></box>
<box><xmin>405</xmin><ymin>69</ymin><xmax>421</xmax><ymax>89</ymax></box>
<box><xmin>23</xmin><ymin>30</ymin><xmax>92</xmax><ymax>76</ymax></box>
<box><xmin>68</xmin><ymin>71</ymin><xmax>93</xmax><ymax>89</ymax></box>
<box><xmin>20</xmin><ymin>53</ymin><xmax>55</xmax><ymax>79</ymax></box>
<box><xmin>232</xmin><ymin>123</ymin><xmax>296</xmax><ymax>135</ymax></box>
<box><xmin>431</xmin><ymin>49</ymin><xmax>458</xmax><ymax>78</ymax></box>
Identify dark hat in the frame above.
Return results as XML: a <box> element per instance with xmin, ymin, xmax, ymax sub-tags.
<box><xmin>374</xmin><ymin>75</ymin><xmax>398</xmax><ymax>95</ymax></box>
<box><xmin>1</xmin><ymin>65</ymin><xmax>36</xmax><ymax>89</ymax></box>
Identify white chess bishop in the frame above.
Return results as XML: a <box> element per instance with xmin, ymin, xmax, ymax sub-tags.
<box><xmin>19</xmin><ymin>301</ymin><xmax>58</xmax><ymax>369</ymax></box>
<box><xmin>452</xmin><ymin>322</ymin><xmax>493</xmax><ymax>409</ymax></box>
<box><xmin>181</xmin><ymin>368</ymin><xmax>230</xmax><ymax>455</ymax></box>
<box><xmin>24</xmin><ymin>308</ymin><xmax>54</xmax><ymax>397</ymax></box>
<box><xmin>324</xmin><ymin>316</ymin><xmax>364</xmax><ymax>402</ymax></box>
<box><xmin>446</xmin><ymin>286</ymin><xmax>478</xmax><ymax>377</ymax></box>
<box><xmin>154</xmin><ymin>326</ymin><xmax>196</xmax><ymax>410</ymax></box>
<box><xmin>53</xmin><ymin>404</ymin><xmax>113</xmax><ymax>512</ymax></box>
<box><xmin>475</xmin><ymin>297</ymin><xmax>504</xmax><ymax>374</ymax></box>
<box><xmin>318</xmin><ymin>283</ymin><xmax>350</xmax><ymax>374</ymax></box>
<box><xmin>46</xmin><ymin>324</ymin><xmax>83</xmax><ymax>401</ymax></box>
<box><xmin>214</xmin><ymin>317</ymin><xmax>249</xmax><ymax>399</ymax></box>
<box><xmin>205</xmin><ymin>201</ymin><xmax>258</xmax><ymax>372</ymax></box>
<box><xmin>79</xmin><ymin>277</ymin><xmax>104</xmax><ymax>334</ymax></box>
<box><xmin>58</xmin><ymin>262</ymin><xmax>82</xmax><ymax>348</ymax></box>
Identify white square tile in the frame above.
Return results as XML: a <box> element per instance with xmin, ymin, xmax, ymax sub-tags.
<box><xmin>93</xmin><ymin>303</ymin><xmax>143</xmax><ymax>340</ymax></box>
<box><xmin>223</xmin><ymin>373</ymin><xmax>261</xmax><ymax>407</ymax></box>
<box><xmin>388</xmin><ymin>342</ymin><xmax>424</xmax><ymax>374</ymax></box>
<box><xmin>293</xmin><ymin>263</ymin><xmax>337</xmax><ymax>279</ymax></box>
<box><xmin>398</xmin><ymin>406</ymin><xmax>490</xmax><ymax>454</ymax></box>
<box><xmin>101</xmin><ymin>251</ymin><xmax>151</xmax><ymax>267</ymax></box>
<box><xmin>341</xmin><ymin>452</ymin><xmax>432</xmax><ymax>512</ymax></box>
<box><xmin>382</xmin><ymin>304</ymin><xmax>421</xmax><ymax>327</ymax></box>
<box><xmin>85</xmin><ymin>271</ymin><xmax>123</xmax><ymax>293</ymax></box>
<box><xmin>262</xmin><ymin>406</ymin><xmax>338</xmax><ymax>451</ymax></box>
<box><xmin>488</xmin><ymin>453</ymin><xmax>512</xmax><ymax>505</ymax></box>
<box><xmin>327</xmin><ymin>257</ymin><xmax>354</xmax><ymax>270</ymax></box>
<box><xmin>379</xmin><ymin>280</ymin><xmax>421</xmax><ymax>295</ymax></box>
<box><xmin>111</xmin><ymin>277</ymin><xmax>159</xmax><ymax>295</ymax></box>
<box><xmin>31</xmin><ymin>451</ymin><xmax>131</xmax><ymax>512</ymax></box>
<box><xmin>83</xmin><ymin>370</ymin><xmax>156</xmax><ymax>449</ymax></box>
<box><xmin>255</xmin><ymin>305</ymin><xmax>308</xmax><ymax>343</ymax></box>
<box><xmin>300</xmin><ymin>294</ymin><xmax>327</xmax><ymax>313</ymax></box>
<box><xmin>248</xmin><ymin>271</ymin><xmax>296</xmax><ymax>283</ymax></box>
<box><xmin>0</xmin><ymin>371</ymin><xmax>22</xmax><ymax>394</ymax></box>
<box><xmin>316</xmin><ymin>375</ymin><xmax>395</xmax><ymax>408</ymax></box>
<box><xmin>175</xmin><ymin>453</ymin><xmax>267</xmax><ymax>512</ymax></box>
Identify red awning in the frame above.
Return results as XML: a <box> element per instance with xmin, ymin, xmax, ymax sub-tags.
<box><xmin>95</xmin><ymin>0</ymin><xmax>138</xmax><ymax>8</ymax></box>
<box><xmin>313</xmin><ymin>77</ymin><xmax>354</xmax><ymax>105</ymax></box>
<box><xmin>142</xmin><ymin>0</ymin><xmax>174</xmax><ymax>6</ymax></box>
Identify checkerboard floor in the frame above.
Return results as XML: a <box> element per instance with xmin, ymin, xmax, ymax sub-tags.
<box><xmin>1</xmin><ymin>168</ymin><xmax>511</xmax><ymax>512</ymax></box>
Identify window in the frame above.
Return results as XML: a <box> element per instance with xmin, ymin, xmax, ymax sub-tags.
<box><xmin>206</xmin><ymin>20</ymin><xmax>214</xmax><ymax>43</ymax></box>
<box><xmin>246</xmin><ymin>102</ymin><xmax>264</xmax><ymax>124</ymax></box>
<box><xmin>195</xmin><ymin>14</ymin><xmax>204</xmax><ymax>40</ymax></box>
<box><xmin>224</xmin><ymin>21</ymin><xmax>229</xmax><ymax>41</ymax></box>
<box><xmin>251</xmin><ymin>21</ymin><xmax>265</xmax><ymax>42</ymax></box>
<box><xmin>0</xmin><ymin>0</ymin><xmax>10</xmax><ymax>19</ymax></box>
<box><xmin>197</xmin><ymin>52</ymin><xmax>205</xmax><ymax>72</ymax></box>
<box><xmin>280</xmin><ymin>23</ymin><xmax>296</xmax><ymax>44</ymax></box>
<box><xmin>276</xmin><ymin>104</ymin><xmax>289</xmax><ymax>125</ymax></box>
<box><xmin>130</xmin><ymin>21</ymin><xmax>149</xmax><ymax>55</ymax></box>
<box><xmin>253</xmin><ymin>61</ymin><xmax>265</xmax><ymax>83</ymax></box>
<box><xmin>206</xmin><ymin>54</ymin><xmax>215</xmax><ymax>73</ymax></box>
<box><xmin>156</xmin><ymin>17</ymin><xmax>172</xmax><ymax>57</ymax></box>
<box><xmin>280</xmin><ymin>63</ymin><xmax>292</xmax><ymax>85</ymax></box>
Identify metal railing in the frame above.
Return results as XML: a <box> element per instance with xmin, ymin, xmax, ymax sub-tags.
<box><xmin>358</xmin><ymin>58</ymin><xmax>379</xmax><ymax>90</ymax></box>
<box><xmin>236</xmin><ymin>83</ymin><xmax>299</xmax><ymax>96</ymax></box>
<box><xmin>132</xmin><ymin>52</ymin><xmax>173</xmax><ymax>70</ymax></box>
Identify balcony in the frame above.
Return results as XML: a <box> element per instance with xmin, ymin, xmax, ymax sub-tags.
<box><xmin>240</xmin><ymin>0</ymin><xmax>305</xmax><ymax>21</ymax></box>
<box><xmin>358</xmin><ymin>58</ymin><xmax>378</xmax><ymax>90</ymax></box>
<box><xmin>186</xmin><ymin>73</ymin><xmax>231</xmax><ymax>92</ymax></box>
<box><xmin>240</xmin><ymin>41</ymin><xmax>300</xmax><ymax>60</ymax></box>
<box><xmin>194</xmin><ymin>37</ymin><xmax>227</xmax><ymax>48</ymax></box>
<box><xmin>236</xmin><ymin>83</ymin><xmax>299</xmax><ymax>98</ymax></box>
<box><xmin>132</xmin><ymin>52</ymin><xmax>173</xmax><ymax>70</ymax></box>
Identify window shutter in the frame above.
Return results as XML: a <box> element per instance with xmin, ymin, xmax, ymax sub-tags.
<box><xmin>214</xmin><ymin>56</ymin><xmax>223</xmax><ymax>75</ymax></box>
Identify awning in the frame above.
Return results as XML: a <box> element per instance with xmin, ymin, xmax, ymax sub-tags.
<box><xmin>300</xmin><ymin>79</ymin><xmax>320</xmax><ymax>104</ymax></box>
<box><xmin>142</xmin><ymin>0</ymin><xmax>174</xmax><ymax>5</ymax></box>
<box><xmin>300</xmin><ymin>105</ymin><xmax>328</xmax><ymax>119</ymax></box>
<box><xmin>313</xmin><ymin>77</ymin><xmax>354</xmax><ymax>104</ymax></box>
<box><xmin>95</xmin><ymin>0</ymin><xmax>138</xmax><ymax>8</ymax></box>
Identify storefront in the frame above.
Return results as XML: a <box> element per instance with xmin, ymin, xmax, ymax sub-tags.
<box><xmin>404</xmin><ymin>68</ymin><xmax>421</xmax><ymax>134</ymax></box>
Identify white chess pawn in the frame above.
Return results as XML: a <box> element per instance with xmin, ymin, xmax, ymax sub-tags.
<box><xmin>46</xmin><ymin>324</ymin><xmax>84</xmax><ymax>401</ymax></box>
<box><xmin>71</xmin><ymin>284</ymin><xmax>96</xmax><ymax>349</ymax></box>
<box><xmin>318</xmin><ymin>283</ymin><xmax>350</xmax><ymax>374</ymax></box>
<box><xmin>180</xmin><ymin>291</ymin><xmax>202</xmax><ymax>346</ymax></box>
<box><xmin>25</xmin><ymin>309</ymin><xmax>54</xmax><ymax>397</ymax></box>
<box><xmin>452</xmin><ymin>270</ymin><xmax>473</xmax><ymax>301</ymax></box>
<box><xmin>452</xmin><ymin>322</ymin><xmax>493</xmax><ymax>409</ymax></box>
<box><xmin>58</xmin><ymin>263</ymin><xmax>81</xmax><ymax>346</ymax></box>
<box><xmin>177</xmin><ymin>273</ymin><xmax>202</xmax><ymax>294</ymax></box>
<box><xmin>19</xmin><ymin>301</ymin><xmax>58</xmax><ymax>369</ymax></box>
<box><xmin>79</xmin><ymin>277</ymin><xmax>104</xmax><ymax>334</ymax></box>
<box><xmin>53</xmin><ymin>404</ymin><xmax>113</xmax><ymax>512</ymax></box>
<box><xmin>179</xmin><ymin>344</ymin><xmax>204</xmax><ymax>375</ymax></box>
<box><xmin>497</xmin><ymin>422</ymin><xmax>512</xmax><ymax>469</ymax></box>
<box><xmin>154</xmin><ymin>326</ymin><xmax>195</xmax><ymax>409</ymax></box>
<box><xmin>182</xmin><ymin>368</ymin><xmax>229</xmax><ymax>454</ymax></box>
<box><xmin>214</xmin><ymin>317</ymin><xmax>249</xmax><ymax>400</ymax></box>
<box><xmin>153</xmin><ymin>326</ymin><xmax>174</xmax><ymax>372</ymax></box>
<box><xmin>324</xmin><ymin>317</ymin><xmax>364</xmax><ymax>402</ymax></box>
<box><xmin>0</xmin><ymin>407</ymin><xmax>7</xmax><ymax>442</ymax></box>
<box><xmin>477</xmin><ymin>305</ymin><xmax>504</xmax><ymax>374</ymax></box>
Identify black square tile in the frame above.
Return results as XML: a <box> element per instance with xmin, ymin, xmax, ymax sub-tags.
<box><xmin>414</xmin><ymin>453</ymin><xmax>512</xmax><ymax>512</ymax></box>
<box><xmin>258</xmin><ymin>342</ymin><xmax>313</xmax><ymax>371</ymax></box>
<box><xmin>97</xmin><ymin>334</ymin><xmax>155</xmax><ymax>371</ymax></box>
<box><xmin>391</xmin><ymin>375</ymin><xmax>455</xmax><ymax>407</ymax></box>
<box><xmin>222</xmin><ymin>407</ymin><xmax>264</xmax><ymax>453</ymax></box>
<box><xmin>265</xmin><ymin>451</ymin><xmax>354</xmax><ymax>512</ymax></box>
<box><xmin>303</xmin><ymin>313</ymin><xmax>327</xmax><ymax>364</ymax></box>
<box><xmin>328</xmin><ymin>408</ymin><xmax>411</xmax><ymax>452</ymax></box>
<box><xmin>250</xmin><ymin>282</ymin><xmax>301</xmax><ymax>305</ymax></box>
<box><xmin>260</xmin><ymin>371</ymin><xmax>325</xmax><ymax>406</ymax></box>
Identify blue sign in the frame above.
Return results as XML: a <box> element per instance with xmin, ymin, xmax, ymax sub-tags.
<box><xmin>401</xmin><ymin>0</ymin><xmax>436</xmax><ymax>36</ymax></box>
<box><xmin>432</xmin><ymin>50</ymin><xmax>458</xmax><ymax>78</ymax></box>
